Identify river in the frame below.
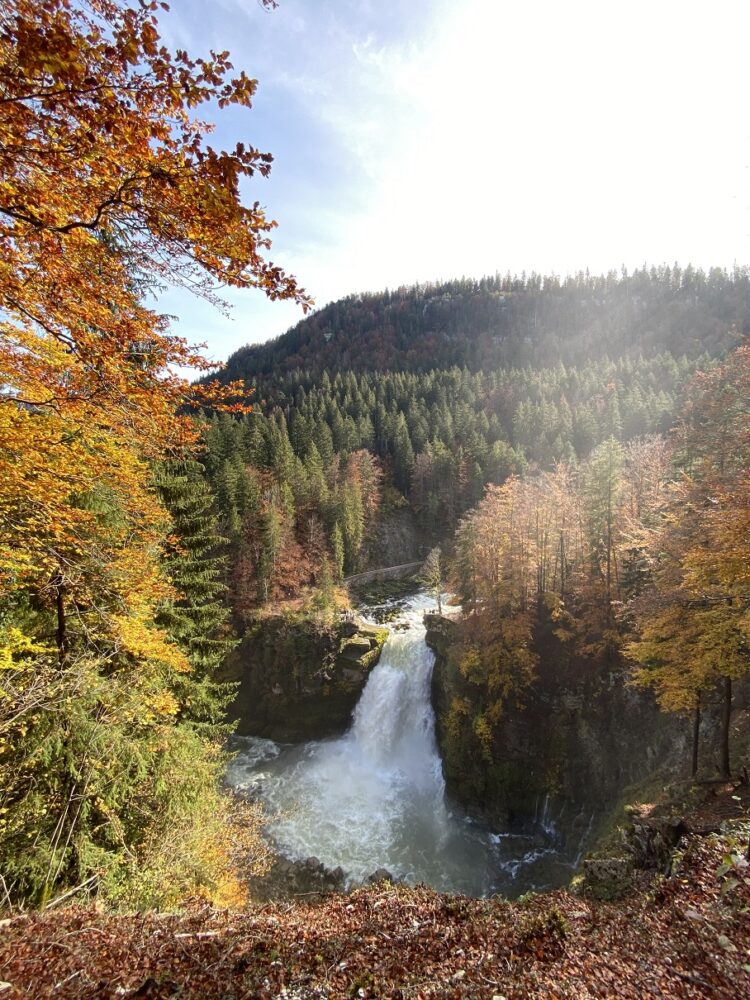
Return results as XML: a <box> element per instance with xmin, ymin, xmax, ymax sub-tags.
<box><xmin>226</xmin><ymin>592</ymin><xmax>577</xmax><ymax>896</ymax></box>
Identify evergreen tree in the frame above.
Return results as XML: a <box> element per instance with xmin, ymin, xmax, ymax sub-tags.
<box><xmin>155</xmin><ymin>459</ymin><xmax>237</xmax><ymax>734</ymax></box>
<box><xmin>331</xmin><ymin>522</ymin><xmax>345</xmax><ymax>581</ymax></box>
<box><xmin>393</xmin><ymin>415</ymin><xmax>415</xmax><ymax>494</ymax></box>
<box><xmin>582</xmin><ymin>437</ymin><xmax>623</xmax><ymax>602</ymax></box>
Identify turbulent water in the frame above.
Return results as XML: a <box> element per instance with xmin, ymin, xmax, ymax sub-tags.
<box><xmin>226</xmin><ymin>592</ymin><xmax>575</xmax><ymax>896</ymax></box>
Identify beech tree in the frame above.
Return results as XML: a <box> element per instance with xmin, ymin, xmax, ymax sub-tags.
<box><xmin>0</xmin><ymin>0</ymin><xmax>310</xmax><ymax>589</ymax></box>
<box><xmin>0</xmin><ymin>0</ymin><xmax>305</xmax><ymax>906</ymax></box>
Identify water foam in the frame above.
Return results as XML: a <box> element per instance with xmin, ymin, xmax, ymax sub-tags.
<box><xmin>227</xmin><ymin>593</ymin><xmax>575</xmax><ymax>895</ymax></box>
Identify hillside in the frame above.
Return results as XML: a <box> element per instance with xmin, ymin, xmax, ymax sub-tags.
<box><xmin>197</xmin><ymin>267</ymin><xmax>750</xmax><ymax>624</ymax></box>
<box><xmin>218</xmin><ymin>266</ymin><xmax>750</xmax><ymax>386</ymax></box>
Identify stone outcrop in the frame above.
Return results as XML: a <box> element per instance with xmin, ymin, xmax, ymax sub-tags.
<box><xmin>249</xmin><ymin>856</ymin><xmax>346</xmax><ymax>901</ymax></box>
<box><xmin>579</xmin><ymin>857</ymin><xmax>634</xmax><ymax>899</ymax></box>
<box><xmin>366</xmin><ymin>506</ymin><xmax>422</xmax><ymax>567</ymax></box>
<box><xmin>623</xmin><ymin>814</ymin><xmax>691</xmax><ymax>871</ymax></box>
<box><xmin>226</xmin><ymin>615</ymin><xmax>388</xmax><ymax>742</ymax></box>
<box><xmin>425</xmin><ymin>611</ymin><xmax>686</xmax><ymax>852</ymax></box>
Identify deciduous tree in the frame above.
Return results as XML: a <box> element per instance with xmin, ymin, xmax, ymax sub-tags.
<box><xmin>0</xmin><ymin>0</ymin><xmax>305</xmax><ymax>907</ymax></box>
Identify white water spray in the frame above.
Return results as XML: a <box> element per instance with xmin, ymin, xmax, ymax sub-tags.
<box><xmin>228</xmin><ymin>593</ymin><xmax>577</xmax><ymax>895</ymax></box>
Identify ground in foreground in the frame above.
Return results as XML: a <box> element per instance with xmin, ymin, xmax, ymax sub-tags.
<box><xmin>1</xmin><ymin>834</ymin><xmax>749</xmax><ymax>998</ymax></box>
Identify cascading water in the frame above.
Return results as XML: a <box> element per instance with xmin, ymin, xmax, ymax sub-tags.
<box><xmin>227</xmin><ymin>592</ymin><xmax>574</xmax><ymax>896</ymax></box>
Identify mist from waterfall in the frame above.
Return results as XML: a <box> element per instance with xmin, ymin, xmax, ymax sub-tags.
<box><xmin>227</xmin><ymin>593</ymin><xmax>574</xmax><ymax>895</ymax></box>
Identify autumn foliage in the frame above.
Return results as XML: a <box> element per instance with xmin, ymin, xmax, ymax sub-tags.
<box><xmin>449</xmin><ymin>345</ymin><xmax>750</xmax><ymax>779</ymax></box>
<box><xmin>0</xmin><ymin>0</ymin><xmax>309</xmax><ymax>585</ymax></box>
<box><xmin>626</xmin><ymin>345</ymin><xmax>750</xmax><ymax>776</ymax></box>
<box><xmin>0</xmin><ymin>0</ymin><xmax>305</xmax><ymax>907</ymax></box>
<box><xmin>1</xmin><ymin>829</ymin><xmax>748</xmax><ymax>998</ymax></box>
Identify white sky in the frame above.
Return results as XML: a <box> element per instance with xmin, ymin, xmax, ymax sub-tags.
<box><xmin>157</xmin><ymin>0</ymin><xmax>750</xmax><ymax>365</ymax></box>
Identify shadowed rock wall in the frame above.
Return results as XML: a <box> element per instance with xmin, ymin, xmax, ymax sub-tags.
<box><xmin>426</xmin><ymin>613</ymin><xmax>686</xmax><ymax>847</ymax></box>
<box><xmin>226</xmin><ymin>617</ymin><xmax>388</xmax><ymax>742</ymax></box>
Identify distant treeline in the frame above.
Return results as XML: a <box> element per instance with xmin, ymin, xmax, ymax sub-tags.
<box><xmin>202</xmin><ymin>352</ymin><xmax>704</xmax><ymax>611</ymax></box>
<box><xmin>218</xmin><ymin>265</ymin><xmax>750</xmax><ymax>382</ymax></box>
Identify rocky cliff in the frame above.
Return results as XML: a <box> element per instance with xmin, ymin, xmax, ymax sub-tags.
<box><xmin>425</xmin><ymin>612</ymin><xmax>686</xmax><ymax>849</ymax></box>
<box><xmin>226</xmin><ymin>616</ymin><xmax>388</xmax><ymax>742</ymax></box>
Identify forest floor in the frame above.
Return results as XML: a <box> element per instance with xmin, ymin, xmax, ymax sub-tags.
<box><xmin>1</xmin><ymin>819</ymin><xmax>749</xmax><ymax>999</ymax></box>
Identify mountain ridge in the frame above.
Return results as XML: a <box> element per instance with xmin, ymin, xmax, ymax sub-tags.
<box><xmin>216</xmin><ymin>265</ymin><xmax>750</xmax><ymax>385</ymax></box>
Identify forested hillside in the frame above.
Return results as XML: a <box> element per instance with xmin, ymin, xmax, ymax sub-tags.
<box><xmin>203</xmin><ymin>353</ymin><xmax>700</xmax><ymax>612</ymax></box>
<box><xmin>199</xmin><ymin>267</ymin><xmax>750</xmax><ymax>618</ymax></box>
<box><xmin>202</xmin><ymin>270</ymin><xmax>750</xmax><ymax>797</ymax></box>
<box><xmin>0</xmin><ymin>0</ymin><xmax>299</xmax><ymax>910</ymax></box>
<box><xmin>219</xmin><ymin>266</ymin><xmax>750</xmax><ymax>382</ymax></box>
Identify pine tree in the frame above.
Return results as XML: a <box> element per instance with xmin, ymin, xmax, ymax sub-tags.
<box><xmin>393</xmin><ymin>415</ymin><xmax>415</xmax><ymax>493</ymax></box>
<box><xmin>582</xmin><ymin>437</ymin><xmax>623</xmax><ymax>602</ymax></box>
<box><xmin>331</xmin><ymin>522</ymin><xmax>345</xmax><ymax>581</ymax></box>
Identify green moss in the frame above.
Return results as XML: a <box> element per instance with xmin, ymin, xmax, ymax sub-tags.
<box><xmin>230</xmin><ymin>615</ymin><xmax>388</xmax><ymax>741</ymax></box>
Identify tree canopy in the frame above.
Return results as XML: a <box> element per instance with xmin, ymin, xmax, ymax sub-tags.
<box><xmin>0</xmin><ymin>0</ymin><xmax>310</xmax><ymax>584</ymax></box>
<box><xmin>0</xmin><ymin>0</ymin><xmax>299</xmax><ymax>907</ymax></box>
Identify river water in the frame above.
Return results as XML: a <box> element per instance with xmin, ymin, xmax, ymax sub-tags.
<box><xmin>226</xmin><ymin>592</ymin><xmax>577</xmax><ymax>897</ymax></box>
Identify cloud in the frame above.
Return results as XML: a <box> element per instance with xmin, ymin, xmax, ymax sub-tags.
<box><xmin>157</xmin><ymin>0</ymin><xmax>750</xmax><ymax>361</ymax></box>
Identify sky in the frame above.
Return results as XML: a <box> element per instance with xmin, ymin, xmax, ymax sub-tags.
<box><xmin>155</xmin><ymin>0</ymin><xmax>750</xmax><ymax>366</ymax></box>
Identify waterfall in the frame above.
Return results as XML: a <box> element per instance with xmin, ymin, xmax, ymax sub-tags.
<box><xmin>348</xmin><ymin>621</ymin><xmax>445</xmax><ymax>795</ymax></box>
<box><xmin>247</xmin><ymin>594</ymin><xmax>477</xmax><ymax>889</ymax></box>
<box><xmin>227</xmin><ymin>592</ymin><xmax>576</xmax><ymax>896</ymax></box>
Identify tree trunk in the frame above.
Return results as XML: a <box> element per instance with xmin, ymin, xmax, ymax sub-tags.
<box><xmin>719</xmin><ymin>676</ymin><xmax>732</xmax><ymax>779</ymax></box>
<box><xmin>52</xmin><ymin>571</ymin><xmax>67</xmax><ymax>666</ymax></box>
<box><xmin>559</xmin><ymin>530</ymin><xmax>565</xmax><ymax>598</ymax></box>
<box><xmin>691</xmin><ymin>690</ymin><xmax>701</xmax><ymax>778</ymax></box>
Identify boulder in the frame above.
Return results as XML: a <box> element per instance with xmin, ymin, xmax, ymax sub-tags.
<box><xmin>340</xmin><ymin>637</ymin><xmax>373</xmax><ymax>658</ymax></box>
<box><xmin>625</xmin><ymin>816</ymin><xmax>689</xmax><ymax>871</ymax></box>
<box><xmin>580</xmin><ymin>857</ymin><xmax>634</xmax><ymax>900</ymax></box>
<box><xmin>366</xmin><ymin>868</ymin><xmax>394</xmax><ymax>885</ymax></box>
<box><xmin>249</xmin><ymin>854</ymin><xmax>347</xmax><ymax>902</ymax></box>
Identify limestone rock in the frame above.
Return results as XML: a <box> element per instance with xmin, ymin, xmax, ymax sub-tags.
<box><xmin>228</xmin><ymin>616</ymin><xmax>388</xmax><ymax>742</ymax></box>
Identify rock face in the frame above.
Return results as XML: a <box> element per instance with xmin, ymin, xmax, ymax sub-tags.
<box><xmin>226</xmin><ymin>616</ymin><xmax>388</xmax><ymax>742</ymax></box>
<box><xmin>367</xmin><ymin>506</ymin><xmax>422</xmax><ymax>567</ymax></box>
<box><xmin>579</xmin><ymin>857</ymin><xmax>634</xmax><ymax>900</ymax></box>
<box><xmin>249</xmin><ymin>856</ymin><xmax>346</xmax><ymax>902</ymax></box>
<box><xmin>425</xmin><ymin>612</ymin><xmax>686</xmax><ymax>849</ymax></box>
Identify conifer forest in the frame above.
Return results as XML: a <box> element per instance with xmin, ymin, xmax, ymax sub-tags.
<box><xmin>0</xmin><ymin>1</ymin><xmax>749</xmax><ymax>997</ymax></box>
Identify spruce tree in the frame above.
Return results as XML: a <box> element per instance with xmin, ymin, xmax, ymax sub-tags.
<box><xmin>155</xmin><ymin>459</ymin><xmax>237</xmax><ymax>735</ymax></box>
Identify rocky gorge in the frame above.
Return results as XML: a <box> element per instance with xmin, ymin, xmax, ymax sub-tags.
<box><xmin>424</xmin><ymin>609</ymin><xmax>687</xmax><ymax>853</ymax></box>
<box><xmin>223</xmin><ymin>588</ymin><xmax>719</xmax><ymax>900</ymax></box>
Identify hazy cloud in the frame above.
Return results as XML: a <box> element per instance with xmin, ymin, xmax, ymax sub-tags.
<box><xmin>156</xmin><ymin>0</ymin><xmax>750</xmax><ymax>363</ymax></box>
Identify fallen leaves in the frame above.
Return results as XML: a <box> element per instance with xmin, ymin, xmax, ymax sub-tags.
<box><xmin>0</xmin><ymin>833</ymin><xmax>748</xmax><ymax>998</ymax></box>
